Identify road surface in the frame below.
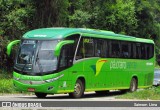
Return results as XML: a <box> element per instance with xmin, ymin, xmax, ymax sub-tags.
<box><xmin>0</xmin><ymin>91</ymin><xmax>122</xmax><ymax>101</ymax></box>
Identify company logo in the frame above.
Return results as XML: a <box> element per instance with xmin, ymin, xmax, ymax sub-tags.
<box><xmin>96</xmin><ymin>59</ymin><xmax>107</xmax><ymax>76</ymax></box>
<box><xmin>110</xmin><ymin>60</ymin><xmax>126</xmax><ymax>70</ymax></box>
<box><xmin>2</xmin><ymin>102</ymin><xmax>11</xmax><ymax>107</ymax></box>
<box><xmin>1</xmin><ymin>102</ymin><xmax>42</xmax><ymax>108</ymax></box>
<box><xmin>34</xmin><ymin>34</ymin><xmax>47</xmax><ymax>37</ymax></box>
<box><xmin>91</xmin><ymin>59</ymin><xmax>107</xmax><ymax>76</ymax></box>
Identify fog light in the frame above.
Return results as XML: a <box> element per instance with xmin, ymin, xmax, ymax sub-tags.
<box><xmin>48</xmin><ymin>86</ymin><xmax>54</xmax><ymax>90</ymax></box>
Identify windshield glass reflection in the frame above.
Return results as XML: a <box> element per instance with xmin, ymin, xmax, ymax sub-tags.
<box><xmin>14</xmin><ymin>40</ymin><xmax>59</xmax><ymax>75</ymax></box>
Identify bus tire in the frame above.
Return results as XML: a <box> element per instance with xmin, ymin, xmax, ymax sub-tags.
<box><xmin>35</xmin><ymin>92</ymin><xmax>47</xmax><ymax>98</ymax></box>
<box><xmin>129</xmin><ymin>78</ymin><xmax>137</xmax><ymax>92</ymax></box>
<box><xmin>120</xmin><ymin>89</ymin><xmax>128</xmax><ymax>93</ymax></box>
<box><xmin>69</xmin><ymin>79</ymin><xmax>84</xmax><ymax>98</ymax></box>
<box><xmin>95</xmin><ymin>90</ymin><xmax>109</xmax><ymax>95</ymax></box>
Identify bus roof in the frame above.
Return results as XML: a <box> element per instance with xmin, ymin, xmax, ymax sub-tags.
<box><xmin>22</xmin><ymin>27</ymin><xmax>154</xmax><ymax>44</ymax></box>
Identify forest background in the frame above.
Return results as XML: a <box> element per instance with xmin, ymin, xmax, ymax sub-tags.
<box><xmin>0</xmin><ymin>0</ymin><xmax>160</xmax><ymax>71</ymax></box>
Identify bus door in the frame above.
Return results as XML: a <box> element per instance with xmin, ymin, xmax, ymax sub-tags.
<box><xmin>58</xmin><ymin>44</ymin><xmax>75</xmax><ymax>92</ymax></box>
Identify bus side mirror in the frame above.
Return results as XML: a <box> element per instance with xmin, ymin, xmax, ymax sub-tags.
<box><xmin>54</xmin><ymin>40</ymin><xmax>74</xmax><ymax>56</ymax></box>
<box><xmin>7</xmin><ymin>40</ymin><xmax>20</xmax><ymax>56</ymax></box>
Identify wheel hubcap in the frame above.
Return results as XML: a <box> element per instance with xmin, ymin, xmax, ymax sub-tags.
<box><xmin>131</xmin><ymin>80</ymin><xmax>136</xmax><ymax>91</ymax></box>
<box><xmin>74</xmin><ymin>83</ymin><xmax>81</xmax><ymax>95</ymax></box>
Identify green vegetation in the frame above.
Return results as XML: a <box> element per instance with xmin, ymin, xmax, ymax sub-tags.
<box><xmin>0</xmin><ymin>70</ymin><xmax>32</xmax><ymax>94</ymax></box>
<box><xmin>0</xmin><ymin>0</ymin><xmax>160</xmax><ymax>97</ymax></box>
<box><xmin>1</xmin><ymin>0</ymin><xmax>160</xmax><ymax>70</ymax></box>
<box><xmin>117</xmin><ymin>87</ymin><xmax>160</xmax><ymax>100</ymax></box>
<box><xmin>0</xmin><ymin>78</ymin><xmax>15</xmax><ymax>93</ymax></box>
<box><xmin>0</xmin><ymin>70</ymin><xmax>16</xmax><ymax>93</ymax></box>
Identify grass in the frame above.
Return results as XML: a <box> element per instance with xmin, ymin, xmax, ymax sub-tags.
<box><xmin>0</xmin><ymin>69</ymin><xmax>17</xmax><ymax>94</ymax></box>
<box><xmin>0</xmin><ymin>79</ymin><xmax>16</xmax><ymax>93</ymax></box>
<box><xmin>116</xmin><ymin>86</ymin><xmax>160</xmax><ymax>100</ymax></box>
<box><xmin>0</xmin><ymin>69</ymin><xmax>33</xmax><ymax>95</ymax></box>
<box><xmin>155</xmin><ymin>65</ymin><xmax>160</xmax><ymax>69</ymax></box>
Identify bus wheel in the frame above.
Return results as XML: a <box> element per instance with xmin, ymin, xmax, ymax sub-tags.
<box><xmin>120</xmin><ymin>89</ymin><xmax>128</xmax><ymax>93</ymax></box>
<box><xmin>69</xmin><ymin>79</ymin><xmax>84</xmax><ymax>98</ymax></box>
<box><xmin>95</xmin><ymin>90</ymin><xmax>109</xmax><ymax>95</ymax></box>
<box><xmin>35</xmin><ymin>92</ymin><xmax>47</xmax><ymax>98</ymax></box>
<box><xmin>129</xmin><ymin>78</ymin><xmax>137</xmax><ymax>92</ymax></box>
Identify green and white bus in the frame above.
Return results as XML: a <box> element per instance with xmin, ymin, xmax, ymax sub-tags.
<box><xmin>7</xmin><ymin>28</ymin><xmax>155</xmax><ymax>98</ymax></box>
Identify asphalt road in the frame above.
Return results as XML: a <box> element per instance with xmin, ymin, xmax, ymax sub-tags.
<box><xmin>0</xmin><ymin>91</ymin><xmax>121</xmax><ymax>101</ymax></box>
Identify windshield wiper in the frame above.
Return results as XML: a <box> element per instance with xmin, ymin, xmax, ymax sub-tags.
<box><xmin>21</xmin><ymin>62</ymin><xmax>27</xmax><ymax>73</ymax></box>
<box><xmin>20</xmin><ymin>55</ymin><xmax>30</xmax><ymax>73</ymax></box>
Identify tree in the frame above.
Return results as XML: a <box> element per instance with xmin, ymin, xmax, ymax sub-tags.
<box><xmin>32</xmin><ymin>0</ymin><xmax>69</xmax><ymax>28</ymax></box>
<box><xmin>1</xmin><ymin>0</ymin><xmax>160</xmax><ymax>70</ymax></box>
<box><xmin>69</xmin><ymin>0</ymin><xmax>138</xmax><ymax>35</ymax></box>
<box><xmin>135</xmin><ymin>0</ymin><xmax>160</xmax><ymax>55</ymax></box>
<box><xmin>0</xmin><ymin>0</ymin><xmax>34</xmax><ymax>40</ymax></box>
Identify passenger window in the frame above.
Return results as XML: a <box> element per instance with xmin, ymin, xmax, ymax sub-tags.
<box><xmin>76</xmin><ymin>38</ymin><xmax>84</xmax><ymax>60</ymax></box>
<box><xmin>110</xmin><ymin>41</ymin><xmax>120</xmax><ymax>58</ymax></box>
<box><xmin>76</xmin><ymin>37</ymin><xmax>94</xmax><ymax>59</ymax></box>
<box><xmin>146</xmin><ymin>44</ymin><xmax>154</xmax><ymax>59</ymax></box>
<box><xmin>130</xmin><ymin>43</ymin><xmax>136</xmax><ymax>59</ymax></box>
<box><xmin>149</xmin><ymin>45</ymin><xmax>154</xmax><ymax>58</ymax></box>
<box><xmin>135</xmin><ymin>43</ymin><xmax>141</xmax><ymax>59</ymax></box>
<box><xmin>121</xmin><ymin>42</ymin><xmax>130</xmax><ymax>58</ymax></box>
<box><xmin>95</xmin><ymin>39</ymin><xmax>106</xmax><ymax>57</ymax></box>
<box><xmin>84</xmin><ymin>38</ymin><xmax>94</xmax><ymax>57</ymax></box>
<box><xmin>141</xmin><ymin>44</ymin><xmax>146</xmax><ymax>59</ymax></box>
<box><xmin>131</xmin><ymin>43</ymin><xmax>154</xmax><ymax>60</ymax></box>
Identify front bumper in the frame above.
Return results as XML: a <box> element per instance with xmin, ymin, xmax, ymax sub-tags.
<box><xmin>13</xmin><ymin>79</ymin><xmax>59</xmax><ymax>94</ymax></box>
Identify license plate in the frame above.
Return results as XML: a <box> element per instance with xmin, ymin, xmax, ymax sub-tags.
<box><xmin>28</xmin><ymin>88</ymin><xmax>35</xmax><ymax>92</ymax></box>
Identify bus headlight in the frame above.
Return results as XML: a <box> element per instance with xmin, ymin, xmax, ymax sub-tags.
<box><xmin>45</xmin><ymin>74</ymin><xmax>64</xmax><ymax>83</ymax></box>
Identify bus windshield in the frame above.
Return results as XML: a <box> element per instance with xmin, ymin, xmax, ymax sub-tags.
<box><xmin>14</xmin><ymin>40</ymin><xmax>59</xmax><ymax>75</ymax></box>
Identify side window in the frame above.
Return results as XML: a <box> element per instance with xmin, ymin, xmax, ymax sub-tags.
<box><xmin>146</xmin><ymin>44</ymin><xmax>154</xmax><ymax>59</ymax></box>
<box><xmin>149</xmin><ymin>44</ymin><xmax>154</xmax><ymax>58</ymax></box>
<box><xmin>95</xmin><ymin>39</ymin><xmax>106</xmax><ymax>57</ymax></box>
<box><xmin>59</xmin><ymin>44</ymin><xmax>74</xmax><ymax>69</ymax></box>
<box><xmin>131</xmin><ymin>43</ymin><xmax>154</xmax><ymax>60</ymax></box>
<box><xmin>110</xmin><ymin>41</ymin><xmax>120</xmax><ymax>58</ymax></box>
<box><xmin>135</xmin><ymin>43</ymin><xmax>141</xmax><ymax>59</ymax></box>
<box><xmin>141</xmin><ymin>44</ymin><xmax>146</xmax><ymax>59</ymax></box>
<box><xmin>84</xmin><ymin>38</ymin><xmax>94</xmax><ymax>57</ymax></box>
<box><xmin>66</xmin><ymin>34</ymin><xmax>80</xmax><ymax>56</ymax></box>
<box><xmin>131</xmin><ymin>43</ymin><xmax>136</xmax><ymax>59</ymax></box>
<box><xmin>76</xmin><ymin>37</ymin><xmax>94</xmax><ymax>59</ymax></box>
<box><xmin>121</xmin><ymin>42</ymin><xmax>131</xmax><ymax>58</ymax></box>
<box><xmin>76</xmin><ymin>38</ymin><xmax>84</xmax><ymax>60</ymax></box>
